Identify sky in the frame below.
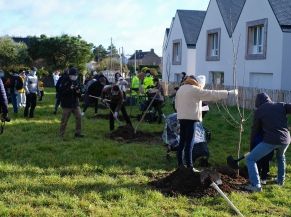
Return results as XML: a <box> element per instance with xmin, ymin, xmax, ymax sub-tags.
<box><xmin>0</xmin><ymin>0</ymin><xmax>209</xmax><ymax>56</ymax></box>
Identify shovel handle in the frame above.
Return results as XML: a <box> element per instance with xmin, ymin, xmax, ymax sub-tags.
<box><xmin>210</xmin><ymin>182</ymin><xmax>244</xmax><ymax>217</ymax></box>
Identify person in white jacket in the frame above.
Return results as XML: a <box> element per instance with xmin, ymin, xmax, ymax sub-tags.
<box><xmin>175</xmin><ymin>75</ymin><xmax>238</xmax><ymax>172</ymax></box>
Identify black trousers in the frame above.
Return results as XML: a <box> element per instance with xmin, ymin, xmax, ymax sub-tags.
<box><xmin>177</xmin><ymin>119</ymin><xmax>196</xmax><ymax>167</ymax></box>
<box><xmin>24</xmin><ymin>93</ymin><xmax>37</xmax><ymax>117</ymax></box>
<box><xmin>39</xmin><ymin>91</ymin><xmax>44</xmax><ymax>101</ymax></box>
<box><xmin>109</xmin><ymin>103</ymin><xmax>132</xmax><ymax>131</ymax></box>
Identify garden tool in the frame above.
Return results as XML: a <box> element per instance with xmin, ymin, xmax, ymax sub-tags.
<box><xmin>134</xmin><ymin>91</ymin><xmax>158</xmax><ymax>134</ymax></box>
<box><xmin>227</xmin><ymin>152</ymin><xmax>250</xmax><ymax>169</ymax></box>
<box><xmin>89</xmin><ymin>95</ymin><xmax>122</xmax><ymax>126</ymax></box>
<box><xmin>200</xmin><ymin>169</ymin><xmax>244</xmax><ymax>217</ymax></box>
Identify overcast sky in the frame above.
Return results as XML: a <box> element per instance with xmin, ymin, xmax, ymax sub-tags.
<box><xmin>0</xmin><ymin>0</ymin><xmax>209</xmax><ymax>56</ymax></box>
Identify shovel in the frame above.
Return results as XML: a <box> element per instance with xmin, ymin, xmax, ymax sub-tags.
<box><xmin>200</xmin><ymin>169</ymin><xmax>244</xmax><ymax>217</ymax></box>
<box><xmin>89</xmin><ymin>95</ymin><xmax>123</xmax><ymax>126</ymax></box>
<box><xmin>227</xmin><ymin>152</ymin><xmax>250</xmax><ymax>169</ymax></box>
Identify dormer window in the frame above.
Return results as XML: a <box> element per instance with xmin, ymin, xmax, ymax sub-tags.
<box><xmin>246</xmin><ymin>19</ymin><xmax>268</xmax><ymax>60</ymax></box>
<box><xmin>206</xmin><ymin>28</ymin><xmax>221</xmax><ymax>61</ymax></box>
<box><xmin>172</xmin><ymin>39</ymin><xmax>182</xmax><ymax>65</ymax></box>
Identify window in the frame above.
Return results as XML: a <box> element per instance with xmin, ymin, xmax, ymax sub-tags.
<box><xmin>206</xmin><ymin>28</ymin><xmax>221</xmax><ymax>61</ymax></box>
<box><xmin>172</xmin><ymin>39</ymin><xmax>182</xmax><ymax>65</ymax></box>
<box><xmin>246</xmin><ymin>19</ymin><xmax>268</xmax><ymax>60</ymax></box>
<box><xmin>209</xmin><ymin>71</ymin><xmax>224</xmax><ymax>86</ymax></box>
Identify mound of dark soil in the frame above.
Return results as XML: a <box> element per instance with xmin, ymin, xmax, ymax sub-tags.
<box><xmin>150</xmin><ymin>166</ymin><xmax>248</xmax><ymax>198</ymax></box>
<box><xmin>107</xmin><ymin>125</ymin><xmax>162</xmax><ymax>143</ymax></box>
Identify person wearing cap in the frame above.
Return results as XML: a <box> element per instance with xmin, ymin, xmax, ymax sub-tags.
<box><xmin>175</xmin><ymin>75</ymin><xmax>238</xmax><ymax>172</ymax></box>
<box><xmin>101</xmin><ymin>84</ymin><xmax>132</xmax><ymax>131</ymax></box>
<box><xmin>24</xmin><ymin>67</ymin><xmax>38</xmax><ymax>118</ymax></box>
<box><xmin>59</xmin><ymin>67</ymin><xmax>84</xmax><ymax>138</ymax></box>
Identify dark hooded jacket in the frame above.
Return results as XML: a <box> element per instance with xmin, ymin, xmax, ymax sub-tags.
<box><xmin>250</xmin><ymin>93</ymin><xmax>291</xmax><ymax>147</ymax></box>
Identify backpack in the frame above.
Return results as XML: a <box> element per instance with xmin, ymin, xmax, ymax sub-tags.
<box><xmin>15</xmin><ymin>76</ymin><xmax>23</xmax><ymax>90</ymax></box>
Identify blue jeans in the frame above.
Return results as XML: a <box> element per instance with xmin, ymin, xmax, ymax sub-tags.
<box><xmin>11</xmin><ymin>91</ymin><xmax>19</xmax><ymax>113</ymax></box>
<box><xmin>246</xmin><ymin>142</ymin><xmax>289</xmax><ymax>187</ymax></box>
<box><xmin>177</xmin><ymin>119</ymin><xmax>196</xmax><ymax>167</ymax></box>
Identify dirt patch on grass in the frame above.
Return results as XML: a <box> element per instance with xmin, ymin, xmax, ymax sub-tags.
<box><xmin>150</xmin><ymin>166</ymin><xmax>248</xmax><ymax>198</ymax></box>
<box><xmin>107</xmin><ymin>125</ymin><xmax>162</xmax><ymax>143</ymax></box>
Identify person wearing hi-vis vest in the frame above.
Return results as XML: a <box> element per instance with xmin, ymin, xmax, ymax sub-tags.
<box><xmin>143</xmin><ymin>70</ymin><xmax>154</xmax><ymax>92</ymax></box>
<box><xmin>131</xmin><ymin>72</ymin><xmax>140</xmax><ymax>96</ymax></box>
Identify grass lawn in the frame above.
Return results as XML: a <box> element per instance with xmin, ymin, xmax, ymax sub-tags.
<box><xmin>0</xmin><ymin>88</ymin><xmax>290</xmax><ymax>217</ymax></box>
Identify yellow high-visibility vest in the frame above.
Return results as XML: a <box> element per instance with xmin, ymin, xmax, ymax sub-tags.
<box><xmin>131</xmin><ymin>75</ymin><xmax>140</xmax><ymax>89</ymax></box>
<box><xmin>143</xmin><ymin>75</ymin><xmax>154</xmax><ymax>91</ymax></box>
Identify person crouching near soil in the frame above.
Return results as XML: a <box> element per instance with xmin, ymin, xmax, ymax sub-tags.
<box><xmin>59</xmin><ymin>67</ymin><xmax>84</xmax><ymax>138</ymax></box>
<box><xmin>245</xmin><ymin>93</ymin><xmax>291</xmax><ymax>192</ymax></box>
<box><xmin>175</xmin><ymin>75</ymin><xmax>238</xmax><ymax>172</ymax></box>
<box><xmin>101</xmin><ymin>84</ymin><xmax>133</xmax><ymax>131</ymax></box>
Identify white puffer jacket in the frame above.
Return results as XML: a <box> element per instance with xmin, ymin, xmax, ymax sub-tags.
<box><xmin>175</xmin><ymin>84</ymin><xmax>228</xmax><ymax>121</ymax></box>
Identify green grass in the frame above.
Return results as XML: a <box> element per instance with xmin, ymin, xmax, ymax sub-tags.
<box><xmin>0</xmin><ymin>88</ymin><xmax>290</xmax><ymax>217</ymax></box>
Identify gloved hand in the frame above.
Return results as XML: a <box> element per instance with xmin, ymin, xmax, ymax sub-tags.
<box><xmin>228</xmin><ymin>89</ymin><xmax>238</xmax><ymax>96</ymax></box>
<box><xmin>113</xmin><ymin>112</ymin><xmax>118</xmax><ymax>119</ymax></box>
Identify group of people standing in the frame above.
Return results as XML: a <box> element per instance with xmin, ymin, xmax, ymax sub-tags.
<box><xmin>54</xmin><ymin>67</ymin><xmax>160</xmax><ymax>138</ymax></box>
<box><xmin>0</xmin><ymin>67</ymin><xmax>44</xmax><ymax>118</ymax></box>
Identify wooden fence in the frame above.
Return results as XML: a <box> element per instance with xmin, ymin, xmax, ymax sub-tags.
<box><xmin>161</xmin><ymin>81</ymin><xmax>291</xmax><ymax>109</ymax></box>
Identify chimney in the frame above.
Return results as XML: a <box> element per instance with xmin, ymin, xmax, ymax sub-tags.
<box><xmin>150</xmin><ymin>48</ymin><xmax>154</xmax><ymax>53</ymax></box>
<box><xmin>139</xmin><ymin>50</ymin><xmax>142</xmax><ymax>53</ymax></box>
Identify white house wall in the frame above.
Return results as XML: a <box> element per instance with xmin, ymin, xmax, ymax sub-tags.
<box><xmin>233</xmin><ymin>0</ymin><xmax>284</xmax><ymax>90</ymax></box>
<box><xmin>281</xmin><ymin>32</ymin><xmax>291</xmax><ymax>91</ymax></box>
<box><xmin>162</xmin><ymin>13</ymin><xmax>196</xmax><ymax>82</ymax></box>
<box><xmin>196</xmin><ymin>0</ymin><xmax>234</xmax><ymax>85</ymax></box>
<box><xmin>187</xmin><ymin>48</ymin><xmax>196</xmax><ymax>76</ymax></box>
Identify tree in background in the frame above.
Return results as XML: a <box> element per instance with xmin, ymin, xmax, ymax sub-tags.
<box><xmin>93</xmin><ymin>44</ymin><xmax>107</xmax><ymax>62</ymax></box>
<box><xmin>0</xmin><ymin>36</ymin><xmax>30</xmax><ymax>71</ymax></box>
<box><xmin>107</xmin><ymin>44</ymin><xmax>118</xmax><ymax>57</ymax></box>
<box><xmin>27</xmin><ymin>34</ymin><xmax>93</xmax><ymax>73</ymax></box>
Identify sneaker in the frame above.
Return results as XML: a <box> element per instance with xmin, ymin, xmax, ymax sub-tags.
<box><xmin>244</xmin><ymin>184</ymin><xmax>262</xmax><ymax>192</ymax></box>
<box><xmin>75</xmin><ymin>133</ymin><xmax>84</xmax><ymax>138</ymax></box>
<box><xmin>192</xmin><ymin>167</ymin><xmax>200</xmax><ymax>173</ymax></box>
<box><xmin>261</xmin><ymin>179</ymin><xmax>267</xmax><ymax>185</ymax></box>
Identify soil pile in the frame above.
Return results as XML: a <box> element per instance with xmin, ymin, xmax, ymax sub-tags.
<box><xmin>150</xmin><ymin>166</ymin><xmax>248</xmax><ymax>198</ymax></box>
<box><xmin>108</xmin><ymin>125</ymin><xmax>162</xmax><ymax>143</ymax></box>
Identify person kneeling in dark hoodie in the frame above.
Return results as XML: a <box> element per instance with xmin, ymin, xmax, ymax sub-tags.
<box><xmin>245</xmin><ymin>93</ymin><xmax>291</xmax><ymax>192</ymax></box>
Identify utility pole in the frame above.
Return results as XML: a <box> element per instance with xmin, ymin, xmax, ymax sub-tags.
<box><xmin>134</xmin><ymin>50</ymin><xmax>137</xmax><ymax>74</ymax></box>
<box><xmin>110</xmin><ymin>37</ymin><xmax>113</xmax><ymax>71</ymax></box>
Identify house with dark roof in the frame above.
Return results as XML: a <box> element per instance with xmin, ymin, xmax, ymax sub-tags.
<box><xmin>196</xmin><ymin>0</ymin><xmax>291</xmax><ymax>91</ymax></box>
<box><xmin>127</xmin><ymin>49</ymin><xmax>161</xmax><ymax>68</ymax></box>
<box><xmin>162</xmin><ymin>10</ymin><xmax>206</xmax><ymax>82</ymax></box>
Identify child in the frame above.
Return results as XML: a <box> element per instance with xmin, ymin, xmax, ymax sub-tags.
<box><xmin>38</xmin><ymin>79</ymin><xmax>44</xmax><ymax>101</ymax></box>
